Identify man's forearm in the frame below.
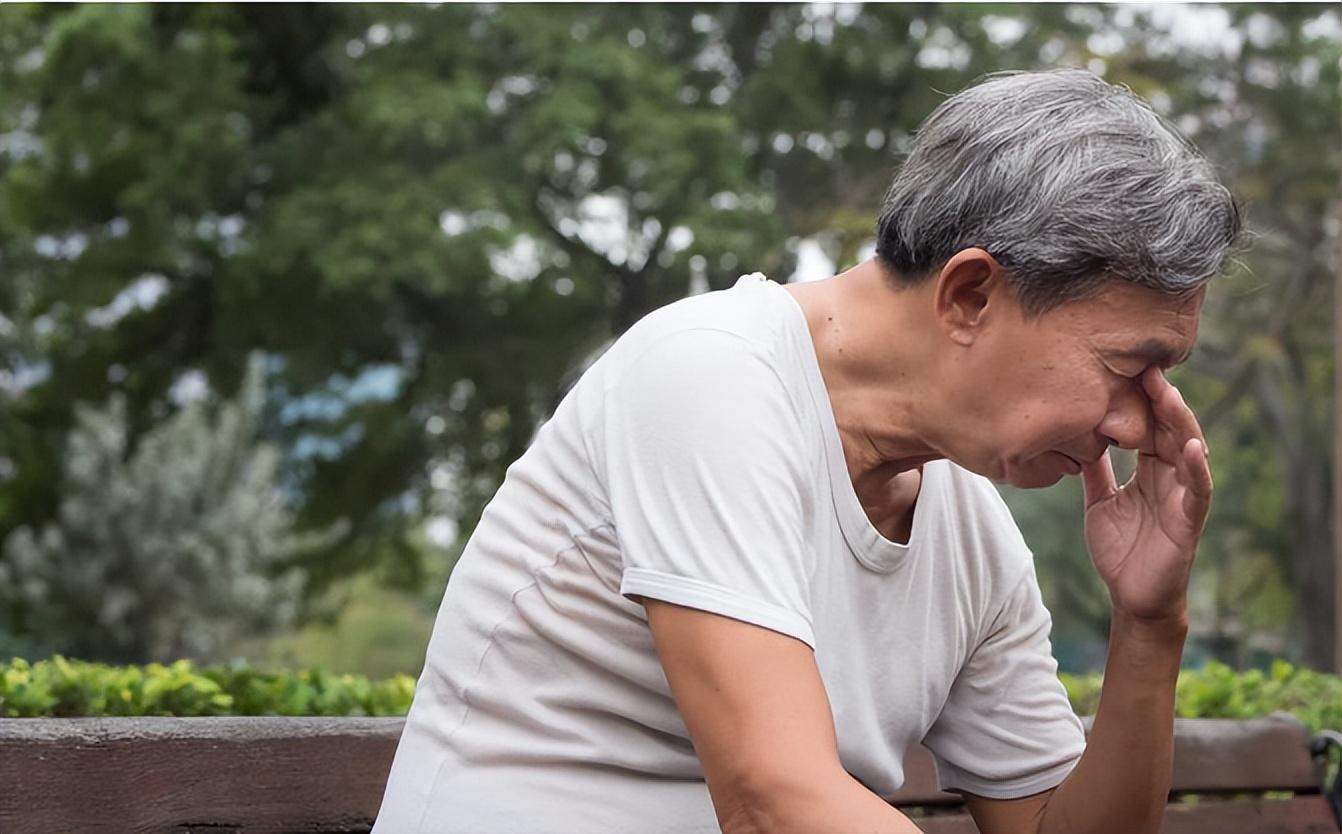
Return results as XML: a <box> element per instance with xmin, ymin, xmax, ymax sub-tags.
<box><xmin>1035</xmin><ymin>607</ymin><xmax>1188</xmax><ymax>834</ymax></box>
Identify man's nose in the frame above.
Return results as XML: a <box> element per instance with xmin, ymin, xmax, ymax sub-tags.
<box><xmin>1098</xmin><ymin>382</ymin><xmax>1154</xmax><ymax>452</ymax></box>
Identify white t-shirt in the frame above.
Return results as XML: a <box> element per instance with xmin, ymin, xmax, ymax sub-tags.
<box><xmin>372</xmin><ymin>273</ymin><xmax>1086</xmax><ymax>833</ymax></box>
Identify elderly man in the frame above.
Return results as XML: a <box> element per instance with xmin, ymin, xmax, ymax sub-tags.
<box><xmin>373</xmin><ymin>68</ymin><xmax>1241</xmax><ymax>833</ymax></box>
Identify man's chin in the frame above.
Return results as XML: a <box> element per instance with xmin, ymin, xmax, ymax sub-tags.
<box><xmin>1000</xmin><ymin>462</ymin><xmax>1067</xmax><ymax>489</ymax></box>
<box><xmin>965</xmin><ymin>456</ymin><xmax>1067</xmax><ymax>489</ymax></box>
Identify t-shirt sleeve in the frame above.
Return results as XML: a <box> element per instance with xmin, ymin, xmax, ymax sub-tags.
<box><xmin>603</xmin><ymin>329</ymin><xmax>817</xmax><ymax>648</ymax></box>
<box><xmin>921</xmin><ymin>560</ymin><xmax>1087</xmax><ymax>799</ymax></box>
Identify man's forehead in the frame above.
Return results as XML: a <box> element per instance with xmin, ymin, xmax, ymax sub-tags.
<box><xmin>1081</xmin><ymin>283</ymin><xmax>1204</xmax><ymax>364</ymax></box>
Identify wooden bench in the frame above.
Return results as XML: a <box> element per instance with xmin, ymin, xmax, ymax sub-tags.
<box><xmin>1</xmin><ymin>712</ymin><xmax>1338</xmax><ymax>833</ymax></box>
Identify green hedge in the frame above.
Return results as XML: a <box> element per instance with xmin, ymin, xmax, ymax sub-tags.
<box><xmin>2</xmin><ymin>656</ymin><xmax>1339</xmax><ymax>732</ymax></box>
<box><xmin>0</xmin><ymin>656</ymin><xmax>416</xmax><ymax>717</ymax></box>
<box><xmin>1062</xmin><ymin>659</ymin><xmax>1342</xmax><ymax>734</ymax></box>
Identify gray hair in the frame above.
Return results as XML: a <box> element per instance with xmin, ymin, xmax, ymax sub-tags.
<box><xmin>874</xmin><ymin>69</ymin><xmax>1243</xmax><ymax>316</ymax></box>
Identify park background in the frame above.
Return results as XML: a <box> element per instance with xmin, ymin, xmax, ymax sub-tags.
<box><xmin>0</xmin><ymin>3</ymin><xmax>1339</xmax><ymax>693</ymax></box>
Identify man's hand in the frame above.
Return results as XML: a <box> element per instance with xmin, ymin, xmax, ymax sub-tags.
<box><xmin>1079</xmin><ymin>366</ymin><xmax>1213</xmax><ymax>622</ymax></box>
<box><xmin>1030</xmin><ymin>367</ymin><xmax>1203</xmax><ymax>834</ymax></box>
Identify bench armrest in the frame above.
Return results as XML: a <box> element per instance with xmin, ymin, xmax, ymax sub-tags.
<box><xmin>1310</xmin><ymin>730</ymin><xmax>1342</xmax><ymax>830</ymax></box>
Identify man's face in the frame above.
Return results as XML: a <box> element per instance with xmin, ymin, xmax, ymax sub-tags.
<box><xmin>958</xmin><ymin>281</ymin><xmax>1205</xmax><ymax>489</ymax></box>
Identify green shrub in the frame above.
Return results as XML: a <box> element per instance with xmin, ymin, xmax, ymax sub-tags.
<box><xmin>0</xmin><ymin>656</ymin><xmax>416</xmax><ymax>717</ymax></box>
<box><xmin>1061</xmin><ymin>659</ymin><xmax>1342</xmax><ymax>734</ymax></box>
<box><xmin>3</xmin><ymin>656</ymin><xmax>1338</xmax><ymax>729</ymax></box>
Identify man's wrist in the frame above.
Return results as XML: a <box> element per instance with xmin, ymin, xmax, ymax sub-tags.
<box><xmin>1102</xmin><ymin>605</ymin><xmax>1188</xmax><ymax>696</ymax></box>
<box><xmin>1110</xmin><ymin>605</ymin><xmax>1190</xmax><ymax>643</ymax></box>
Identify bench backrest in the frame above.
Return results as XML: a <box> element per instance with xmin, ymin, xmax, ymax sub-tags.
<box><xmin>0</xmin><ymin>713</ymin><xmax>1336</xmax><ymax>833</ymax></box>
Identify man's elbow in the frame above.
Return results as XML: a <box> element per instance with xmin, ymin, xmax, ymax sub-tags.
<box><xmin>712</xmin><ymin>790</ymin><xmax>776</xmax><ymax>834</ymax></box>
<box><xmin>708</xmin><ymin>766</ymin><xmax>839</xmax><ymax>834</ymax></box>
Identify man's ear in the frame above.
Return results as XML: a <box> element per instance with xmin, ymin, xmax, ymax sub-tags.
<box><xmin>932</xmin><ymin>248</ymin><xmax>1008</xmax><ymax>347</ymax></box>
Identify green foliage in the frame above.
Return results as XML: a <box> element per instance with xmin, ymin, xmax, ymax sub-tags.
<box><xmin>4</xmin><ymin>656</ymin><xmax>1337</xmax><ymax>729</ymax></box>
<box><xmin>1060</xmin><ymin>660</ymin><xmax>1342</xmax><ymax>735</ymax></box>
<box><xmin>0</xmin><ymin>354</ymin><xmax>346</xmax><ymax>664</ymax></box>
<box><xmin>0</xmin><ymin>655</ymin><xmax>416</xmax><ymax>717</ymax></box>
<box><xmin>1</xmin><ymin>4</ymin><xmax>1339</xmax><ymax>671</ymax></box>
<box><xmin>221</xmin><ymin>569</ymin><xmax>447</xmax><ymax>680</ymax></box>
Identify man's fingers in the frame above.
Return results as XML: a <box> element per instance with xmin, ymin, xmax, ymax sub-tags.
<box><xmin>1180</xmin><ymin>437</ymin><xmax>1214</xmax><ymax>530</ymax></box>
<box><xmin>1080</xmin><ymin>447</ymin><xmax>1118</xmax><ymax>509</ymax></box>
<box><xmin>1142</xmin><ymin>367</ymin><xmax>1207</xmax><ymax>465</ymax></box>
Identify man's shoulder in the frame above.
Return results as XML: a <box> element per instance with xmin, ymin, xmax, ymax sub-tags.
<box><xmin>593</xmin><ymin>282</ymin><xmax>802</xmax><ymax>408</ymax></box>
<box><xmin>546</xmin><ymin>282</ymin><xmax>781</xmax><ymax>421</ymax></box>
<box><xmin>619</xmin><ymin>279</ymin><xmax>789</xmax><ymax>361</ymax></box>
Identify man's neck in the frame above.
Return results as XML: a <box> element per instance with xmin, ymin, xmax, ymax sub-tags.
<box><xmin>783</xmin><ymin>259</ymin><xmax>947</xmax><ymax>493</ymax></box>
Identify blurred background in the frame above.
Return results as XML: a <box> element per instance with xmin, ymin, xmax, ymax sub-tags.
<box><xmin>0</xmin><ymin>3</ymin><xmax>1338</xmax><ymax>680</ymax></box>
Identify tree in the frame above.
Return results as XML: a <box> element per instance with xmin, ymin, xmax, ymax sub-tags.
<box><xmin>0</xmin><ymin>3</ymin><xmax>1106</xmax><ymax>599</ymax></box>
<box><xmin>1</xmin><ymin>3</ymin><xmax>1336</xmax><ymax>670</ymax></box>
<box><xmin>0</xmin><ymin>354</ymin><xmax>343</xmax><ymax>664</ymax></box>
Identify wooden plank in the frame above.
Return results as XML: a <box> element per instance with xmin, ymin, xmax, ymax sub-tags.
<box><xmin>906</xmin><ymin>798</ymin><xmax>1340</xmax><ymax>834</ymax></box>
<box><xmin>889</xmin><ymin>745</ymin><xmax>963</xmax><ymax>805</ymax></box>
<box><xmin>1166</xmin><ymin>714</ymin><xmax>1322</xmax><ymax>794</ymax></box>
<box><xmin>1161</xmin><ymin>796</ymin><xmax>1341</xmax><ymax>834</ymax></box>
<box><xmin>0</xmin><ymin>714</ymin><xmax>1329</xmax><ymax>832</ymax></box>
<box><xmin>891</xmin><ymin>713</ymin><xmax>1321</xmax><ymax>804</ymax></box>
<box><xmin>910</xmin><ymin>812</ymin><xmax>981</xmax><ymax>834</ymax></box>
<box><xmin>0</xmin><ymin>716</ymin><xmax>402</xmax><ymax>834</ymax></box>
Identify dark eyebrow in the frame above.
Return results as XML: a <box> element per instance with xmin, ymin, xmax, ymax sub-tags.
<box><xmin>1111</xmin><ymin>339</ymin><xmax>1193</xmax><ymax>368</ymax></box>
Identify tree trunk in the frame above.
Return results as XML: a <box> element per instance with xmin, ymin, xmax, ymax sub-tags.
<box><xmin>1292</xmin><ymin>448</ymin><xmax>1335</xmax><ymax>672</ymax></box>
<box><xmin>1256</xmin><ymin>360</ymin><xmax>1336</xmax><ymax>671</ymax></box>
<box><xmin>1334</xmin><ymin>188</ymin><xmax>1342</xmax><ymax>674</ymax></box>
